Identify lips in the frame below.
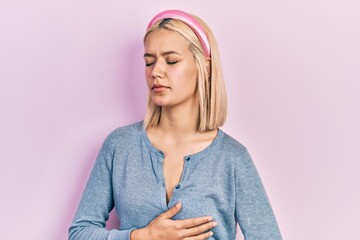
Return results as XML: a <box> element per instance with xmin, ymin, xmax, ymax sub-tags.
<box><xmin>152</xmin><ymin>83</ymin><xmax>169</xmax><ymax>92</ymax></box>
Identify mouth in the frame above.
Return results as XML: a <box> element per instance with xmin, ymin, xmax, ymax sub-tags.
<box><xmin>151</xmin><ymin>84</ymin><xmax>169</xmax><ymax>92</ymax></box>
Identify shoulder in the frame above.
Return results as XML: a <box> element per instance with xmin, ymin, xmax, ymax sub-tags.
<box><xmin>102</xmin><ymin>121</ymin><xmax>144</xmax><ymax>149</ymax></box>
<box><xmin>216</xmin><ymin>130</ymin><xmax>255</xmax><ymax>170</ymax></box>
<box><xmin>218</xmin><ymin>130</ymin><xmax>249</xmax><ymax>157</ymax></box>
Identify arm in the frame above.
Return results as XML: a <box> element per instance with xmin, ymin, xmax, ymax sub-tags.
<box><xmin>235</xmin><ymin>148</ymin><xmax>282</xmax><ymax>240</ymax></box>
<box><xmin>68</xmin><ymin>133</ymin><xmax>134</xmax><ymax>240</ymax></box>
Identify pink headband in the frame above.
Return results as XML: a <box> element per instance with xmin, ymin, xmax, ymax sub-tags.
<box><xmin>147</xmin><ymin>9</ymin><xmax>211</xmax><ymax>58</ymax></box>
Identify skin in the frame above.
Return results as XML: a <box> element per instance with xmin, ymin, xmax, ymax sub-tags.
<box><xmin>130</xmin><ymin>29</ymin><xmax>218</xmax><ymax>240</ymax></box>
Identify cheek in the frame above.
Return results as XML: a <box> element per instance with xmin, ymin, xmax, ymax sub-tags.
<box><xmin>145</xmin><ymin>68</ymin><xmax>152</xmax><ymax>88</ymax></box>
<box><xmin>184</xmin><ymin>65</ymin><xmax>198</xmax><ymax>88</ymax></box>
<box><xmin>144</xmin><ymin>67</ymin><xmax>151</xmax><ymax>78</ymax></box>
<box><xmin>170</xmin><ymin>64</ymin><xmax>197</xmax><ymax>82</ymax></box>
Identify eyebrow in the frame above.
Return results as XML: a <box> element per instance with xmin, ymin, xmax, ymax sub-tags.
<box><xmin>143</xmin><ymin>51</ymin><xmax>181</xmax><ymax>58</ymax></box>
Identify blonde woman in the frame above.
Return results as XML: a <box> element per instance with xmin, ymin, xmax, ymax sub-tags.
<box><xmin>69</xmin><ymin>9</ymin><xmax>282</xmax><ymax>240</ymax></box>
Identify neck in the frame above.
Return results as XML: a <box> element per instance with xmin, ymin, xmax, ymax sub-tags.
<box><xmin>158</xmin><ymin>102</ymin><xmax>199</xmax><ymax>137</ymax></box>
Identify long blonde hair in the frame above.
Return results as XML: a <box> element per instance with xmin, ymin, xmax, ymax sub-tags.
<box><xmin>143</xmin><ymin>14</ymin><xmax>227</xmax><ymax>132</ymax></box>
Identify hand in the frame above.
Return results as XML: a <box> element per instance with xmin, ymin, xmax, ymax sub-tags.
<box><xmin>130</xmin><ymin>202</ymin><xmax>217</xmax><ymax>240</ymax></box>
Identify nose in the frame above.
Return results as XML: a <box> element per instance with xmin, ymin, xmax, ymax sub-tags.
<box><xmin>151</xmin><ymin>60</ymin><xmax>165</xmax><ymax>79</ymax></box>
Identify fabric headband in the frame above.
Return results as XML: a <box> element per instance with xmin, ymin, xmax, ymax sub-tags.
<box><xmin>146</xmin><ymin>9</ymin><xmax>211</xmax><ymax>58</ymax></box>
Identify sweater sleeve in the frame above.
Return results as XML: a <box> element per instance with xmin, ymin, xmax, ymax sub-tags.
<box><xmin>68</xmin><ymin>133</ymin><xmax>135</xmax><ymax>240</ymax></box>
<box><xmin>234</xmin><ymin>148</ymin><xmax>282</xmax><ymax>240</ymax></box>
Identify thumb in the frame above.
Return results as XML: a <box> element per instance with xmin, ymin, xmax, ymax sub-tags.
<box><xmin>161</xmin><ymin>202</ymin><xmax>182</xmax><ymax>219</ymax></box>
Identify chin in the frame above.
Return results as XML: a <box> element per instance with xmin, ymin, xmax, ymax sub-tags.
<box><xmin>153</xmin><ymin>101</ymin><xmax>177</xmax><ymax>108</ymax></box>
<box><xmin>152</xmin><ymin>99</ymin><xmax>168</xmax><ymax>107</ymax></box>
<box><xmin>151</xmin><ymin>96</ymin><xmax>170</xmax><ymax>107</ymax></box>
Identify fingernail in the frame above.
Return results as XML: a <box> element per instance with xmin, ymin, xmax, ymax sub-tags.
<box><xmin>175</xmin><ymin>202</ymin><xmax>182</xmax><ymax>208</ymax></box>
<box><xmin>209</xmin><ymin>231</ymin><xmax>214</xmax><ymax>236</ymax></box>
<box><xmin>208</xmin><ymin>216</ymin><xmax>213</xmax><ymax>221</ymax></box>
<box><xmin>212</xmin><ymin>222</ymin><xmax>217</xmax><ymax>227</ymax></box>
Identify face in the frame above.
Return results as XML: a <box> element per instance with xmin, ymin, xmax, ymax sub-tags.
<box><xmin>144</xmin><ymin>29</ymin><xmax>198</xmax><ymax>109</ymax></box>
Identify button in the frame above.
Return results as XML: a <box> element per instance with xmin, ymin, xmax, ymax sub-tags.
<box><xmin>185</xmin><ymin>157</ymin><xmax>190</xmax><ymax>161</ymax></box>
<box><xmin>175</xmin><ymin>184</ymin><xmax>180</xmax><ymax>189</ymax></box>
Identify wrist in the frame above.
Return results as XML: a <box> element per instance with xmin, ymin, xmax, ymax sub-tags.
<box><xmin>130</xmin><ymin>227</ymin><xmax>150</xmax><ymax>240</ymax></box>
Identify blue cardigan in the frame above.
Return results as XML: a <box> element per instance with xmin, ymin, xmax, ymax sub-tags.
<box><xmin>69</xmin><ymin>121</ymin><xmax>282</xmax><ymax>239</ymax></box>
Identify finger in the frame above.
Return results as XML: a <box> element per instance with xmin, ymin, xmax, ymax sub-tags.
<box><xmin>183</xmin><ymin>221</ymin><xmax>217</xmax><ymax>237</ymax></box>
<box><xmin>175</xmin><ymin>216</ymin><xmax>213</xmax><ymax>229</ymax></box>
<box><xmin>160</xmin><ymin>202</ymin><xmax>182</xmax><ymax>219</ymax></box>
<box><xmin>184</xmin><ymin>230</ymin><xmax>214</xmax><ymax>240</ymax></box>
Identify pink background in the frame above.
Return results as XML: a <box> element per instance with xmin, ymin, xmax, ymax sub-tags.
<box><xmin>1</xmin><ymin>1</ymin><xmax>359</xmax><ymax>239</ymax></box>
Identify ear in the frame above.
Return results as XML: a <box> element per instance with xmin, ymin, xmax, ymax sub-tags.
<box><xmin>205</xmin><ymin>58</ymin><xmax>211</xmax><ymax>78</ymax></box>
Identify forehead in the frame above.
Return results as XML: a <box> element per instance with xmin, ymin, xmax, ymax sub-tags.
<box><xmin>144</xmin><ymin>29</ymin><xmax>190</xmax><ymax>53</ymax></box>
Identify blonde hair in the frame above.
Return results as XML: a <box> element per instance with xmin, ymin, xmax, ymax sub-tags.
<box><xmin>143</xmin><ymin>14</ymin><xmax>227</xmax><ymax>132</ymax></box>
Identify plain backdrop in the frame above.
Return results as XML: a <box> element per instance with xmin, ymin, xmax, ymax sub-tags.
<box><xmin>1</xmin><ymin>1</ymin><xmax>359</xmax><ymax>239</ymax></box>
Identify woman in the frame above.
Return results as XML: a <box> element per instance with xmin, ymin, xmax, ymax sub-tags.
<box><xmin>69</xmin><ymin>9</ymin><xmax>282</xmax><ymax>240</ymax></box>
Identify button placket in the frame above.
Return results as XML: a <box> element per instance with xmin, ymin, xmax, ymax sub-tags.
<box><xmin>168</xmin><ymin>156</ymin><xmax>190</xmax><ymax>207</ymax></box>
<box><xmin>180</xmin><ymin>156</ymin><xmax>191</xmax><ymax>182</ymax></box>
<box><xmin>157</xmin><ymin>152</ymin><xmax>168</xmax><ymax>211</ymax></box>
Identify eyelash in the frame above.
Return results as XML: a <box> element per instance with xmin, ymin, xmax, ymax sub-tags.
<box><xmin>145</xmin><ymin>61</ymin><xmax>178</xmax><ymax>67</ymax></box>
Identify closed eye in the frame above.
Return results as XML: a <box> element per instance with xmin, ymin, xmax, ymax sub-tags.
<box><xmin>167</xmin><ymin>61</ymin><xmax>178</xmax><ymax>65</ymax></box>
<box><xmin>145</xmin><ymin>62</ymin><xmax>155</xmax><ymax>67</ymax></box>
